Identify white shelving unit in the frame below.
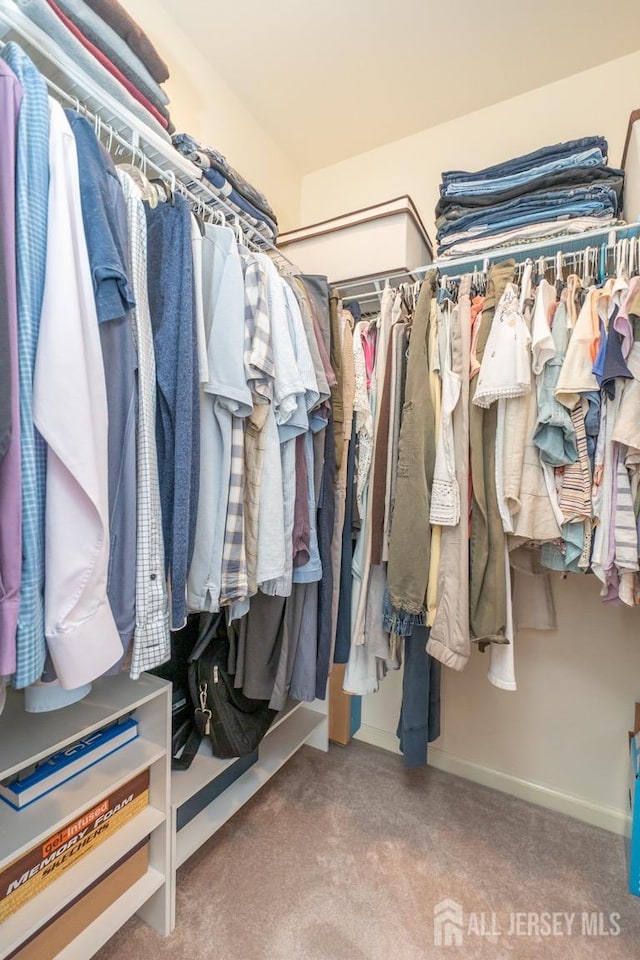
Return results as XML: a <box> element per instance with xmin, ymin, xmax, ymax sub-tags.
<box><xmin>0</xmin><ymin>675</ymin><xmax>329</xmax><ymax>956</ymax></box>
<box><xmin>0</xmin><ymin>674</ymin><xmax>172</xmax><ymax>960</ymax></box>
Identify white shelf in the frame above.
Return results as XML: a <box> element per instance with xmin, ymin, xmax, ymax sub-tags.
<box><xmin>175</xmin><ymin>707</ymin><xmax>325</xmax><ymax>868</ymax></box>
<box><xmin>55</xmin><ymin>868</ymin><xmax>165</xmax><ymax>960</ymax></box>
<box><xmin>0</xmin><ymin>807</ymin><xmax>165</xmax><ymax>958</ymax></box>
<box><xmin>267</xmin><ymin>698</ymin><xmax>303</xmax><ymax>735</ymax></box>
<box><xmin>171</xmin><ymin>745</ymin><xmax>235</xmax><ymax>810</ymax></box>
<box><xmin>0</xmin><ymin>674</ymin><xmax>167</xmax><ymax>780</ymax></box>
<box><xmin>0</xmin><ymin>662</ymin><xmax>323</xmax><ymax>952</ymax></box>
<box><xmin>0</xmin><ymin>739</ymin><xmax>165</xmax><ymax>867</ymax></box>
<box><xmin>170</xmin><ymin>699</ymin><xmax>304</xmax><ymax>809</ymax></box>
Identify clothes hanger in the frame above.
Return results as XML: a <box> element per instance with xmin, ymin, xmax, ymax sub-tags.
<box><xmin>193</xmin><ymin>198</ymin><xmax>206</xmax><ymax>238</ymax></box>
<box><xmin>245</xmin><ymin>225</ymin><xmax>262</xmax><ymax>255</ymax></box>
<box><xmin>115</xmin><ymin>133</ymin><xmax>160</xmax><ymax>206</ymax></box>
<box><xmin>582</xmin><ymin>247</ymin><xmax>593</xmax><ymax>287</ymax></box>
<box><xmin>105</xmin><ymin>119</ymin><xmax>115</xmax><ymax>156</ymax></box>
<box><xmin>630</xmin><ymin>236</ymin><xmax>638</xmax><ymax>278</ymax></box>
<box><xmin>204</xmin><ymin>205</ymin><xmax>223</xmax><ymax>226</ymax></box>
<box><xmin>617</xmin><ymin>238</ymin><xmax>630</xmax><ymax>280</ymax></box>
<box><xmin>148</xmin><ymin>169</ymin><xmax>176</xmax><ymax>206</ymax></box>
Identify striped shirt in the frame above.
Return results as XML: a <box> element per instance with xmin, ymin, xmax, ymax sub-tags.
<box><xmin>2</xmin><ymin>43</ymin><xmax>49</xmax><ymax>689</ymax></box>
<box><xmin>559</xmin><ymin>404</ymin><xmax>592</xmax><ymax>522</ymax></box>
<box><xmin>219</xmin><ymin>418</ymin><xmax>248</xmax><ymax>606</ymax></box>
<box><xmin>117</xmin><ymin>170</ymin><xmax>170</xmax><ymax>677</ymax></box>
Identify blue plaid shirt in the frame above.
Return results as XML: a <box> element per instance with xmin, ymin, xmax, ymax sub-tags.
<box><xmin>2</xmin><ymin>44</ymin><xmax>49</xmax><ymax>688</ymax></box>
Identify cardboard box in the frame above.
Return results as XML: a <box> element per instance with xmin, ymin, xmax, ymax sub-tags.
<box><xmin>9</xmin><ymin>839</ymin><xmax>149</xmax><ymax>960</ymax></box>
<box><xmin>627</xmin><ymin>702</ymin><xmax>640</xmax><ymax>897</ymax></box>
<box><xmin>0</xmin><ymin>717</ymin><xmax>139</xmax><ymax>810</ymax></box>
<box><xmin>622</xmin><ymin>110</ymin><xmax>640</xmax><ymax>224</ymax></box>
<box><xmin>277</xmin><ymin>196</ymin><xmax>433</xmax><ymax>284</ymax></box>
<box><xmin>328</xmin><ymin>665</ymin><xmax>361</xmax><ymax>747</ymax></box>
<box><xmin>0</xmin><ymin>769</ymin><xmax>149</xmax><ymax>922</ymax></box>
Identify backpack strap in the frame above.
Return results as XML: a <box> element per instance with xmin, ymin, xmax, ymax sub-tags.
<box><xmin>171</xmin><ymin>715</ymin><xmax>204</xmax><ymax>771</ymax></box>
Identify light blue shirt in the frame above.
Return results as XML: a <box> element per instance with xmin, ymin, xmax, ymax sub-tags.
<box><xmin>2</xmin><ymin>43</ymin><xmax>49</xmax><ymax>689</ymax></box>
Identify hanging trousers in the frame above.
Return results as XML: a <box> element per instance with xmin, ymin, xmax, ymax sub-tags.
<box><xmin>468</xmin><ymin>261</ymin><xmax>515</xmax><ymax>646</ymax></box>
<box><xmin>397</xmin><ymin>625</ymin><xmax>441</xmax><ymax>767</ymax></box>
<box><xmin>428</xmin><ymin>277</ymin><xmax>471</xmax><ymax>670</ymax></box>
<box><xmin>387</xmin><ymin>271</ymin><xmax>438</xmax><ymax>614</ymax></box>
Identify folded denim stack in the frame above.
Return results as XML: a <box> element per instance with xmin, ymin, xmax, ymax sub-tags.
<box><xmin>173</xmin><ymin>132</ymin><xmax>279</xmax><ymax>240</ymax></box>
<box><xmin>436</xmin><ymin>137</ymin><xmax>624</xmax><ymax>257</ymax></box>
<box><xmin>15</xmin><ymin>0</ymin><xmax>173</xmax><ymax>135</ymax></box>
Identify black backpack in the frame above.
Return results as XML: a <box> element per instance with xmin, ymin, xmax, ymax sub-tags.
<box><xmin>169</xmin><ymin>614</ymin><xmax>276</xmax><ymax>770</ymax></box>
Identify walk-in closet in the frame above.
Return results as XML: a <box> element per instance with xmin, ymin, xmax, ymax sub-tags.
<box><xmin>1</xmin><ymin>2</ymin><xmax>640</xmax><ymax>959</ymax></box>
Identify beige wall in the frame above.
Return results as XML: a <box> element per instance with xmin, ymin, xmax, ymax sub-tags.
<box><xmin>359</xmin><ymin>574</ymin><xmax>640</xmax><ymax>830</ymax></box>
<box><xmin>297</xmin><ymin>52</ymin><xmax>640</xmax><ymax>830</ymax></box>
<box><xmin>122</xmin><ymin>0</ymin><xmax>301</xmax><ymax>230</ymax></box>
<box><xmin>299</xmin><ymin>50</ymin><xmax>640</xmax><ymax>241</ymax></box>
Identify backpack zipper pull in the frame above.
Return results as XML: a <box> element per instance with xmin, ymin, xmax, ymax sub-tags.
<box><xmin>213</xmin><ymin>665</ymin><xmax>219</xmax><ymax>684</ymax></box>
<box><xmin>198</xmin><ymin>681</ymin><xmax>212</xmax><ymax>736</ymax></box>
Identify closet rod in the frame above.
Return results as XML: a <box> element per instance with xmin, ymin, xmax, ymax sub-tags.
<box><xmin>338</xmin><ymin>274</ymin><xmax>421</xmax><ymax>304</ymax></box>
<box><xmin>336</xmin><ymin>269</ymin><xmax>420</xmax><ymax>295</ymax></box>
<box><xmin>0</xmin><ymin>30</ymin><xmax>294</xmax><ymax>267</ymax></box>
<box><xmin>336</xmin><ymin>222</ymin><xmax>640</xmax><ymax>310</ymax></box>
<box><xmin>412</xmin><ymin>222</ymin><xmax>640</xmax><ymax>276</ymax></box>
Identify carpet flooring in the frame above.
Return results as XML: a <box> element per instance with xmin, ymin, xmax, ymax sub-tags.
<box><xmin>96</xmin><ymin>740</ymin><xmax>640</xmax><ymax>960</ymax></box>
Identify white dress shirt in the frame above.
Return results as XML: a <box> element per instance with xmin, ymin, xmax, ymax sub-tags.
<box><xmin>33</xmin><ymin>99</ymin><xmax>122</xmax><ymax>688</ymax></box>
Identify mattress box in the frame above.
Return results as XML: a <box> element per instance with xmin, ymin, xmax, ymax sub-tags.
<box><xmin>9</xmin><ymin>839</ymin><xmax>149</xmax><ymax>960</ymax></box>
<box><xmin>278</xmin><ymin>195</ymin><xmax>433</xmax><ymax>284</ymax></box>
<box><xmin>622</xmin><ymin>110</ymin><xmax>640</xmax><ymax>223</ymax></box>
<box><xmin>0</xmin><ymin>769</ymin><xmax>149</xmax><ymax>922</ymax></box>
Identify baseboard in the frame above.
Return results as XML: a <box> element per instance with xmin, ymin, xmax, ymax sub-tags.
<box><xmin>354</xmin><ymin>723</ymin><xmax>629</xmax><ymax>836</ymax></box>
<box><xmin>354</xmin><ymin>723</ymin><xmax>401</xmax><ymax>755</ymax></box>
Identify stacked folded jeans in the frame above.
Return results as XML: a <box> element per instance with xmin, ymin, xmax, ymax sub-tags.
<box><xmin>173</xmin><ymin>132</ymin><xmax>279</xmax><ymax>240</ymax></box>
<box><xmin>14</xmin><ymin>0</ymin><xmax>173</xmax><ymax>135</ymax></box>
<box><xmin>436</xmin><ymin>137</ymin><xmax>624</xmax><ymax>257</ymax></box>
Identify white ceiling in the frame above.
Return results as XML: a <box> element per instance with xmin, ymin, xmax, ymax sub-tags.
<box><xmin>162</xmin><ymin>0</ymin><xmax>640</xmax><ymax>173</ymax></box>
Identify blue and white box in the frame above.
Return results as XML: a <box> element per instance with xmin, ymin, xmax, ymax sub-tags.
<box><xmin>0</xmin><ymin>716</ymin><xmax>138</xmax><ymax>810</ymax></box>
<box><xmin>627</xmin><ymin>703</ymin><xmax>640</xmax><ymax>897</ymax></box>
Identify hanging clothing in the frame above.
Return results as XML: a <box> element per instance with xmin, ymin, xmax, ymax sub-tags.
<box><xmin>428</xmin><ymin>277</ymin><xmax>471</xmax><ymax>670</ymax></box>
<box><xmin>468</xmin><ymin>260</ymin><xmax>514</xmax><ymax>647</ymax></box>
<box><xmin>117</xmin><ymin>169</ymin><xmax>170</xmax><ymax>678</ymax></box>
<box><xmin>329</xmin><ymin>307</ymin><xmax>355</xmax><ymax>662</ymax></box>
<box><xmin>240</xmin><ymin>253</ymin><xmax>274</xmax><ymax>599</ymax></box>
<box><xmin>68</xmin><ymin>111</ymin><xmax>138</xmax><ymax>663</ymax></box>
<box><xmin>381</xmin><ymin>298</ymin><xmax>407</xmax><ymax>561</ymax></box>
<box><xmin>508</xmin><ymin>275</ymin><xmax>562</xmax><ymax>545</ymax></box>
<box><xmin>145</xmin><ymin>195</ymin><xmax>200</xmax><ymax>629</ymax></box>
<box><xmin>32</xmin><ymin>99</ymin><xmax>122</xmax><ymax>689</ymax></box>
<box><xmin>0</xmin><ymin>60</ymin><xmax>22</xmax><ymax>679</ymax></box>
<box><xmin>430</xmin><ymin>297</ymin><xmax>462</xmax><ymax>526</ymax></box>
<box><xmin>533</xmin><ymin>290</ymin><xmax>579</xmax><ymax>467</ymax></box>
<box><xmin>387</xmin><ymin>272</ymin><xmax>438</xmax><ymax>616</ymax></box>
<box><xmin>3</xmin><ymin>42</ymin><xmax>50</xmax><ymax>690</ymax></box>
<box><xmin>473</xmin><ymin>281</ymin><xmax>532</xmax><ymax>408</ymax></box>
<box><xmin>397</xmin><ymin>625</ymin><xmax>441</xmax><ymax>768</ymax></box>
